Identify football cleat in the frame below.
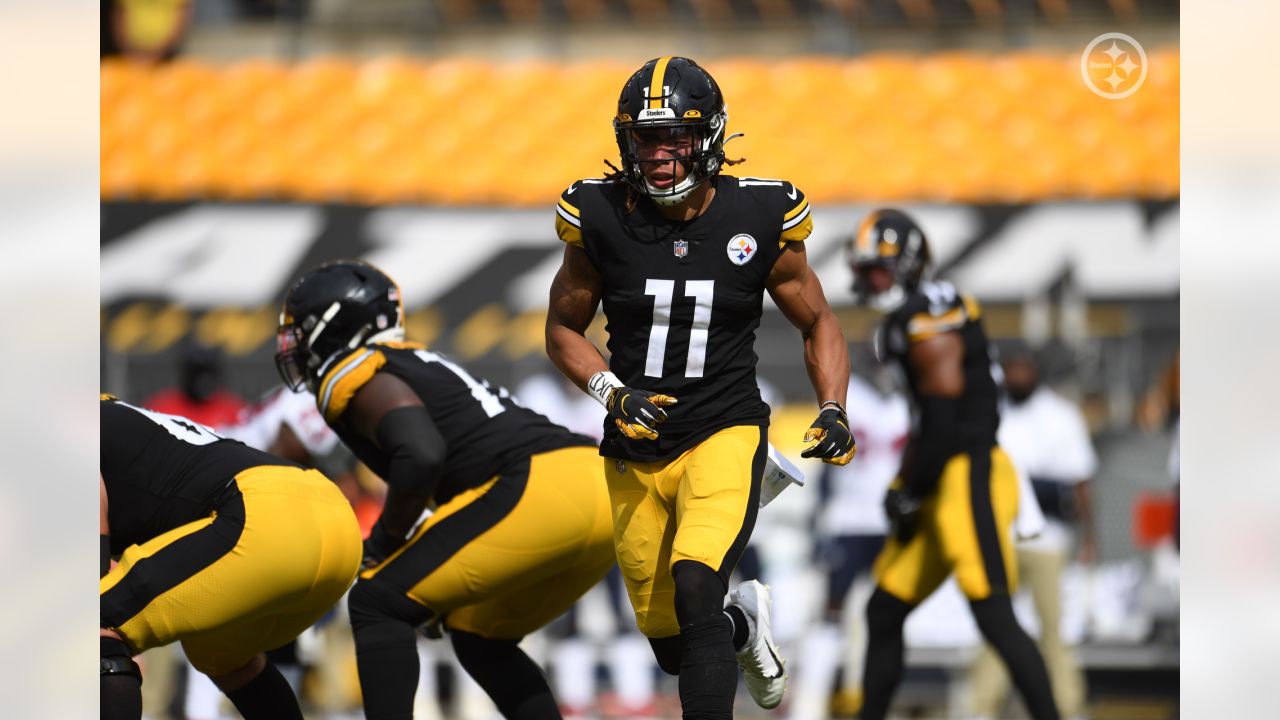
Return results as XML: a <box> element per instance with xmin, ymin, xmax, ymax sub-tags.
<box><xmin>729</xmin><ymin>580</ymin><xmax>787</xmax><ymax>709</ymax></box>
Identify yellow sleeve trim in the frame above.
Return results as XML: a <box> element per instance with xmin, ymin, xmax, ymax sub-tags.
<box><xmin>317</xmin><ymin>348</ymin><xmax>388</xmax><ymax>423</ymax></box>
<box><xmin>555</xmin><ymin>214</ymin><xmax>584</xmax><ymax>248</ymax></box>
<box><xmin>780</xmin><ymin>211</ymin><xmax>814</xmax><ymax>245</ymax></box>
<box><xmin>906</xmin><ymin>306</ymin><xmax>967</xmax><ymax>343</ymax></box>
<box><xmin>100</xmin><ymin>393</ymin><xmax>117</xmax><ymax>402</ymax></box>
<box><xmin>557</xmin><ymin>197</ymin><xmax>580</xmax><ymax>218</ymax></box>
<box><xmin>783</xmin><ymin>197</ymin><xmax>809</xmax><ymax>222</ymax></box>
<box><xmin>961</xmin><ymin>293</ymin><xmax>982</xmax><ymax>321</ymax></box>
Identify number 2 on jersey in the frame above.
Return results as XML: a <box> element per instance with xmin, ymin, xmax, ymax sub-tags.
<box><xmin>644</xmin><ymin>279</ymin><xmax>714</xmax><ymax>378</ymax></box>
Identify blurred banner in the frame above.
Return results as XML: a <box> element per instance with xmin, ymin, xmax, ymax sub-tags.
<box><xmin>102</xmin><ymin>198</ymin><xmax>1178</xmax><ymax>404</ymax></box>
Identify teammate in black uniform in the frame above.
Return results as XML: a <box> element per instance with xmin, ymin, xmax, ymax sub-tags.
<box><xmin>275</xmin><ymin>260</ymin><xmax>616</xmax><ymax>720</ymax></box>
<box><xmin>546</xmin><ymin>56</ymin><xmax>855</xmax><ymax>718</ymax></box>
<box><xmin>100</xmin><ymin>395</ymin><xmax>362</xmax><ymax>720</ymax></box>
<box><xmin>847</xmin><ymin>209</ymin><xmax>1059</xmax><ymax>720</ymax></box>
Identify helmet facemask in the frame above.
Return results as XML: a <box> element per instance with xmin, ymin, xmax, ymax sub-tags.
<box><xmin>615</xmin><ymin>110</ymin><xmax>727</xmax><ymax>206</ymax></box>
<box><xmin>848</xmin><ymin>217</ymin><xmax>930</xmax><ymax>313</ymax></box>
<box><xmin>274</xmin><ymin>263</ymin><xmax>406</xmax><ymax>394</ymax></box>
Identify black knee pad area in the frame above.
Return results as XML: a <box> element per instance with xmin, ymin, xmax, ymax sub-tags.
<box><xmin>101</xmin><ymin>636</ymin><xmax>141</xmax><ymax>680</ymax></box>
<box><xmin>865</xmin><ymin>587</ymin><xmax>912</xmax><ymax>630</ymax></box>
<box><xmin>347</xmin><ymin>579</ymin><xmax>433</xmax><ymax>630</ymax></box>
<box><xmin>672</xmin><ymin>560</ymin><xmax>728</xmax><ymax>628</ymax></box>
<box><xmin>970</xmin><ymin>594</ymin><xmax>1021</xmax><ymax>640</ymax></box>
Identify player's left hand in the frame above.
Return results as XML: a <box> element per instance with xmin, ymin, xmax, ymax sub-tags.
<box><xmin>883</xmin><ymin>487</ymin><xmax>922</xmax><ymax>543</ymax></box>
<box><xmin>801</xmin><ymin>407</ymin><xmax>856</xmax><ymax>465</ymax></box>
<box><xmin>362</xmin><ymin>519</ymin><xmax>405</xmax><ymax>568</ymax></box>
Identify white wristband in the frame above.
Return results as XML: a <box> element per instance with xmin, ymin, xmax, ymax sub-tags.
<box><xmin>586</xmin><ymin>370</ymin><xmax>624</xmax><ymax>409</ymax></box>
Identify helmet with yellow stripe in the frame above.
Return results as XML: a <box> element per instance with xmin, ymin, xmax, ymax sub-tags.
<box><xmin>614</xmin><ymin>56</ymin><xmax>728</xmax><ymax>206</ymax></box>
<box><xmin>848</xmin><ymin>209</ymin><xmax>931</xmax><ymax>311</ymax></box>
<box><xmin>275</xmin><ymin>260</ymin><xmax>404</xmax><ymax>393</ymax></box>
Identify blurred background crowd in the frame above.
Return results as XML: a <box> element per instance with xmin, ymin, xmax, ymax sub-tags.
<box><xmin>100</xmin><ymin>1</ymin><xmax>1179</xmax><ymax>718</ymax></box>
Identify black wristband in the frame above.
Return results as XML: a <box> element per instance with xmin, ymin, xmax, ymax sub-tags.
<box><xmin>819</xmin><ymin>400</ymin><xmax>847</xmax><ymax>418</ymax></box>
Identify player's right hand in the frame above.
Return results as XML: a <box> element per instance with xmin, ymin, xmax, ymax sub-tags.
<box><xmin>607</xmin><ymin>387</ymin><xmax>677</xmax><ymax>441</ymax></box>
<box><xmin>362</xmin><ymin>519</ymin><xmax>405</xmax><ymax>569</ymax></box>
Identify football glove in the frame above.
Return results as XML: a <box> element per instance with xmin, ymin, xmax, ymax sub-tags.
<box><xmin>883</xmin><ymin>487</ymin><xmax>923</xmax><ymax>543</ymax></box>
<box><xmin>801</xmin><ymin>406</ymin><xmax>857</xmax><ymax>465</ymax></box>
<box><xmin>362</xmin><ymin>519</ymin><xmax>405</xmax><ymax>569</ymax></box>
<box><xmin>607</xmin><ymin>387</ymin><xmax>678</xmax><ymax>441</ymax></box>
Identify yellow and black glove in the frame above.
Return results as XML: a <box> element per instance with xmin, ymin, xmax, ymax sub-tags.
<box><xmin>607</xmin><ymin>387</ymin><xmax>678</xmax><ymax>441</ymax></box>
<box><xmin>801</xmin><ymin>403</ymin><xmax>857</xmax><ymax>465</ymax></box>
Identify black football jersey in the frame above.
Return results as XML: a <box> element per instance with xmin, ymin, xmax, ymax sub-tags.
<box><xmin>874</xmin><ymin>280</ymin><xmax>1000</xmax><ymax>449</ymax></box>
<box><xmin>556</xmin><ymin>174</ymin><xmax>814</xmax><ymax>461</ymax></box>
<box><xmin>315</xmin><ymin>342</ymin><xmax>595</xmax><ymax>503</ymax></box>
<box><xmin>100</xmin><ymin>395</ymin><xmax>298</xmax><ymax>553</ymax></box>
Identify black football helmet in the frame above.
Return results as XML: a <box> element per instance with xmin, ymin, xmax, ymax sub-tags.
<box><xmin>614</xmin><ymin>56</ymin><xmax>728</xmax><ymax>206</ymax></box>
<box><xmin>275</xmin><ymin>260</ymin><xmax>404</xmax><ymax>393</ymax></box>
<box><xmin>848</xmin><ymin>209</ymin><xmax>931</xmax><ymax>311</ymax></box>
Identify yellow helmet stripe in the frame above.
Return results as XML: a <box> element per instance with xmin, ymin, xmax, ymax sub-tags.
<box><xmin>648</xmin><ymin>56</ymin><xmax>672</xmax><ymax>110</ymax></box>
<box><xmin>854</xmin><ymin>210</ymin><xmax>882</xmax><ymax>255</ymax></box>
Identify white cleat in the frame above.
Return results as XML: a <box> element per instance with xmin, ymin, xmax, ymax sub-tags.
<box><xmin>729</xmin><ymin>580</ymin><xmax>787</xmax><ymax>709</ymax></box>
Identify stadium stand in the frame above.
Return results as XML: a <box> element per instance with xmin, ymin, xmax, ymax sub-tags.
<box><xmin>101</xmin><ymin>51</ymin><xmax>1178</xmax><ymax>204</ymax></box>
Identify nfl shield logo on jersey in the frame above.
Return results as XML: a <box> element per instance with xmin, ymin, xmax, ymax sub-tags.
<box><xmin>727</xmin><ymin>234</ymin><xmax>758</xmax><ymax>266</ymax></box>
<box><xmin>674</xmin><ymin>240</ymin><xmax>689</xmax><ymax>258</ymax></box>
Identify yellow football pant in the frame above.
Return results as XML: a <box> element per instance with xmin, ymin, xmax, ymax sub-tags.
<box><xmin>362</xmin><ymin>446</ymin><xmax>616</xmax><ymax>639</ymax></box>
<box><xmin>100</xmin><ymin>466</ymin><xmax>363</xmax><ymax>676</ymax></box>
<box><xmin>606</xmin><ymin>425</ymin><xmax>766</xmax><ymax>638</ymax></box>
<box><xmin>874</xmin><ymin>446</ymin><xmax>1020</xmax><ymax>604</ymax></box>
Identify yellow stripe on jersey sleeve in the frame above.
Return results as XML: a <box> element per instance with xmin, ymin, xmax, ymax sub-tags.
<box><xmin>317</xmin><ymin>348</ymin><xmax>387</xmax><ymax>423</ymax></box>
<box><xmin>779</xmin><ymin>195</ymin><xmax>813</xmax><ymax>245</ymax></box>
<box><xmin>906</xmin><ymin>306</ymin><xmax>967</xmax><ymax>343</ymax></box>
<box><xmin>555</xmin><ymin>197</ymin><xmax>583</xmax><ymax>248</ymax></box>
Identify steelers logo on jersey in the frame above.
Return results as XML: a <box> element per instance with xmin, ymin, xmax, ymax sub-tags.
<box><xmin>727</xmin><ymin>233</ymin><xmax>758</xmax><ymax>266</ymax></box>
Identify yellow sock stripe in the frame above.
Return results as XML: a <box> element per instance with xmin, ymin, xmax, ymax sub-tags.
<box><xmin>854</xmin><ymin>210</ymin><xmax>882</xmax><ymax>256</ymax></box>
<box><xmin>648</xmin><ymin>56</ymin><xmax>672</xmax><ymax>110</ymax></box>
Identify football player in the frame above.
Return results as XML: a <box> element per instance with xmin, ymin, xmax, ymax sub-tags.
<box><xmin>100</xmin><ymin>395</ymin><xmax>363</xmax><ymax>720</ymax></box>
<box><xmin>847</xmin><ymin>209</ymin><xmax>1059</xmax><ymax>720</ymax></box>
<box><xmin>275</xmin><ymin>260</ymin><xmax>616</xmax><ymax>720</ymax></box>
<box><xmin>546</xmin><ymin>56</ymin><xmax>855</xmax><ymax>718</ymax></box>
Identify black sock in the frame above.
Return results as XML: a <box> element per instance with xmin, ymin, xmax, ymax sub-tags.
<box><xmin>678</xmin><ymin>613</ymin><xmax>738</xmax><ymax>720</ymax></box>
<box><xmin>452</xmin><ymin>630</ymin><xmax>560</xmax><ymax>720</ymax></box>
<box><xmin>223</xmin><ymin>662</ymin><xmax>303</xmax><ymax>720</ymax></box>
<box><xmin>723</xmin><ymin>605</ymin><xmax>749</xmax><ymax>651</ymax></box>
<box><xmin>100</xmin><ymin>638</ymin><xmax>142</xmax><ymax>720</ymax></box>
<box><xmin>860</xmin><ymin>588</ymin><xmax>912</xmax><ymax>720</ymax></box>
<box><xmin>348</xmin><ymin>579</ymin><xmax>433</xmax><ymax>720</ymax></box>
<box><xmin>971</xmin><ymin>596</ymin><xmax>1060</xmax><ymax>720</ymax></box>
<box><xmin>353</xmin><ymin>618</ymin><xmax>420</xmax><ymax>720</ymax></box>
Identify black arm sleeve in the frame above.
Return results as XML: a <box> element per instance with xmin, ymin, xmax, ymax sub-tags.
<box><xmin>375</xmin><ymin>405</ymin><xmax>447</xmax><ymax>496</ymax></box>
<box><xmin>900</xmin><ymin>395</ymin><xmax>965</xmax><ymax>497</ymax></box>
<box><xmin>372</xmin><ymin>406</ymin><xmax>448</xmax><ymax>540</ymax></box>
<box><xmin>101</xmin><ymin>535</ymin><xmax>111</xmax><ymax>578</ymax></box>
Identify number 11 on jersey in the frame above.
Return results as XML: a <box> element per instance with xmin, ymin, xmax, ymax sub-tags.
<box><xmin>644</xmin><ymin>278</ymin><xmax>714</xmax><ymax>379</ymax></box>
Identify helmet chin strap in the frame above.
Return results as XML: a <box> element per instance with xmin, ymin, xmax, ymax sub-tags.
<box><xmin>645</xmin><ymin>173</ymin><xmax>700</xmax><ymax>206</ymax></box>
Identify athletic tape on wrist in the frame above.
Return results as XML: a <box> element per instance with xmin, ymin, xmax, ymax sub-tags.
<box><xmin>587</xmin><ymin>371</ymin><xmax>624</xmax><ymax>409</ymax></box>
